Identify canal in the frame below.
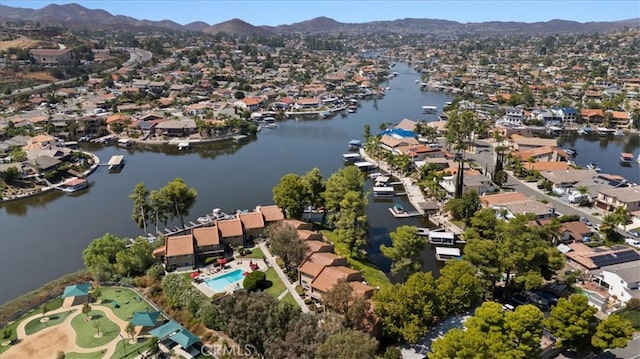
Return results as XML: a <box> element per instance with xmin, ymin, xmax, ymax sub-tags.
<box><xmin>0</xmin><ymin>62</ymin><xmax>456</xmax><ymax>304</ymax></box>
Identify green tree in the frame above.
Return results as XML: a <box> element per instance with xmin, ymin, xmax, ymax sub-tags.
<box><xmin>466</xmin><ymin>208</ymin><xmax>501</xmax><ymax>240</ymax></box>
<box><xmin>303</xmin><ymin>167</ymin><xmax>326</xmax><ymax>212</ymax></box>
<box><xmin>41</xmin><ymin>302</ymin><xmax>49</xmax><ymax>318</ymax></box>
<box><xmin>243</xmin><ymin>270</ymin><xmax>267</xmax><ymax>291</ymax></box>
<box><xmin>445</xmin><ymin>190</ymin><xmax>480</xmax><ymax>226</ymax></box>
<box><xmin>272</xmin><ymin>173</ymin><xmax>308</xmax><ymax>219</ymax></box>
<box><xmin>334</xmin><ymin>190</ymin><xmax>368</xmax><ymax>255</ymax></box>
<box><xmin>82</xmin><ymin>233</ymin><xmax>127</xmax><ymax>279</ymax></box>
<box><xmin>323</xmin><ymin>166</ymin><xmax>365</xmax><ymax>215</ymax></box>
<box><xmin>591</xmin><ymin>315</ymin><xmax>634</xmax><ymax>352</ymax></box>
<box><xmin>463</xmin><ymin>239</ymin><xmax>502</xmax><ymax>295</ymax></box>
<box><xmin>129</xmin><ymin>182</ymin><xmax>152</xmax><ymax>236</ymax></box>
<box><xmin>157</xmin><ymin>178</ymin><xmax>197</xmax><ymax>229</ymax></box>
<box><xmin>544</xmin><ymin>294</ymin><xmax>597</xmax><ymax>353</ymax></box>
<box><xmin>82</xmin><ymin>302</ymin><xmax>92</xmax><ymax>320</ymax></box>
<box><xmin>315</xmin><ymin>329</ymin><xmax>378</xmax><ymax>359</ymax></box>
<box><xmin>374</xmin><ymin>272</ymin><xmax>439</xmax><ymax>343</ymax></box>
<box><xmin>436</xmin><ymin>260</ymin><xmax>482</xmax><ymax>315</ymax></box>
<box><xmin>197</xmin><ymin>303</ymin><xmax>224</xmax><ymax>330</ymax></box>
<box><xmin>429</xmin><ymin>302</ymin><xmax>544</xmax><ymax>359</ymax></box>
<box><xmin>114</xmin><ymin>237</ymin><xmax>155</xmax><ymax>277</ymax></box>
<box><xmin>265</xmin><ymin>223</ymin><xmax>308</xmax><ymax>270</ymax></box>
<box><xmin>380</xmin><ymin>225</ymin><xmax>428</xmax><ymax>279</ymax></box>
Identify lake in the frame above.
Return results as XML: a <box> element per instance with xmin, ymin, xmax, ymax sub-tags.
<box><xmin>0</xmin><ymin>62</ymin><xmax>455</xmax><ymax>304</ymax></box>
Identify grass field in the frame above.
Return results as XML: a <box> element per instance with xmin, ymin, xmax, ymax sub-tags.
<box><xmin>264</xmin><ymin>267</ymin><xmax>287</xmax><ymax>297</ymax></box>
<box><xmin>24</xmin><ymin>309</ymin><xmax>76</xmax><ymax>335</ymax></box>
<box><xmin>280</xmin><ymin>292</ymin><xmax>297</xmax><ymax>307</ymax></box>
<box><xmin>65</xmin><ymin>349</ymin><xmax>108</xmax><ymax>359</ymax></box>
<box><xmin>322</xmin><ymin>230</ymin><xmax>391</xmax><ymax>289</ymax></box>
<box><xmin>0</xmin><ymin>297</ymin><xmax>63</xmax><ymax>355</ymax></box>
<box><xmin>70</xmin><ymin>310</ymin><xmax>120</xmax><ymax>348</ymax></box>
<box><xmin>99</xmin><ymin>287</ymin><xmax>153</xmax><ymax>321</ymax></box>
<box><xmin>109</xmin><ymin>336</ymin><xmax>152</xmax><ymax>359</ymax></box>
<box><xmin>238</xmin><ymin>247</ymin><xmax>265</xmax><ymax>259</ymax></box>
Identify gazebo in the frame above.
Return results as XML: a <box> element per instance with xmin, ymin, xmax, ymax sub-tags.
<box><xmin>168</xmin><ymin>329</ymin><xmax>200</xmax><ymax>350</ymax></box>
<box><xmin>61</xmin><ymin>282</ymin><xmax>91</xmax><ymax>307</ymax></box>
<box><xmin>149</xmin><ymin>320</ymin><xmax>181</xmax><ymax>340</ymax></box>
<box><xmin>130</xmin><ymin>311</ymin><xmax>161</xmax><ymax>335</ymax></box>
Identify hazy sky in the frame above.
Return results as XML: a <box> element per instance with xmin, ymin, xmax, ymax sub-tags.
<box><xmin>3</xmin><ymin>1</ymin><xmax>640</xmax><ymax>26</ymax></box>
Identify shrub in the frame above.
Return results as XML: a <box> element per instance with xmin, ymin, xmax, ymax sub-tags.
<box><xmin>627</xmin><ymin>298</ymin><xmax>640</xmax><ymax>311</ymax></box>
<box><xmin>295</xmin><ymin>286</ymin><xmax>305</xmax><ymax>296</ymax></box>
<box><xmin>119</xmin><ymin>277</ymin><xmax>136</xmax><ymax>286</ymax></box>
<box><xmin>211</xmin><ymin>292</ymin><xmax>227</xmax><ymax>302</ymax></box>
<box><xmin>204</xmin><ymin>257</ymin><xmax>217</xmax><ymax>265</ymax></box>
<box><xmin>134</xmin><ymin>277</ymin><xmax>147</xmax><ymax>288</ymax></box>
<box><xmin>304</xmin><ymin>298</ymin><xmax>312</xmax><ymax>305</ymax></box>
<box><xmin>2</xmin><ymin>327</ymin><xmax>10</xmax><ymax>339</ymax></box>
<box><xmin>146</xmin><ymin>263</ymin><xmax>165</xmax><ymax>281</ymax></box>
<box><xmin>243</xmin><ymin>271</ymin><xmax>266</xmax><ymax>291</ymax></box>
<box><xmin>201</xmin><ymin>331</ymin><xmax>212</xmax><ymax>342</ymax></box>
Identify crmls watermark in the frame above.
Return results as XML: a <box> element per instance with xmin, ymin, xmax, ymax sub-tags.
<box><xmin>201</xmin><ymin>343</ymin><xmax>262</xmax><ymax>358</ymax></box>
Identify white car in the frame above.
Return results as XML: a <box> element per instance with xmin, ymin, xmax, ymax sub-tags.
<box><xmin>625</xmin><ymin>238</ymin><xmax>640</xmax><ymax>248</ymax></box>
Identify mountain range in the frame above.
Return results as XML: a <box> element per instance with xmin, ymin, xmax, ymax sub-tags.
<box><xmin>1</xmin><ymin>3</ymin><xmax>638</xmax><ymax>36</ymax></box>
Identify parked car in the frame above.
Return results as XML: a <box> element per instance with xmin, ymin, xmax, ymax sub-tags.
<box><xmin>625</xmin><ymin>237</ymin><xmax>640</xmax><ymax>248</ymax></box>
<box><xmin>593</xmin><ymin>224</ymin><xmax>601</xmax><ymax>232</ymax></box>
<box><xmin>579</xmin><ymin>217</ymin><xmax>592</xmax><ymax>227</ymax></box>
<box><xmin>535</xmin><ymin>291</ymin><xmax>559</xmax><ymax>306</ymax></box>
<box><xmin>510</xmin><ymin>293</ymin><xmax>529</xmax><ymax>306</ymax></box>
<box><xmin>527</xmin><ymin>292</ymin><xmax>550</xmax><ymax>311</ymax></box>
<box><xmin>628</xmin><ymin>230</ymin><xmax>640</xmax><ymax>238</ymax></box>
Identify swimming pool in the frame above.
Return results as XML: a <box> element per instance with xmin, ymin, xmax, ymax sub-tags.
<box><xmin>205</xmin><ymin>269</ymin><xmax>246</xmax><ymax>292</ymax></box>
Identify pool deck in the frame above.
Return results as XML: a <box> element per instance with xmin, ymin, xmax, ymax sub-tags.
<box><xmin>191</xmin><ymin>259</ymin><xmax>268</xmax><ymax>297</ymax></box>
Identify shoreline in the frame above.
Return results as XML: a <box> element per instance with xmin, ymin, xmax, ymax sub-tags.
<box><xmin>0</xmin><ymin>150</ymin><xmax>101</xmax><ymax>203</ymax></box>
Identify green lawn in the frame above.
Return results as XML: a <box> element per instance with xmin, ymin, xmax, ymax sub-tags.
<box><xmin>70</xmin><ymin>310</ymin><xmax>120</xmax><ymax>348</ymax></box>
<box><xmin>24</xmin><ymin>309</ymin><xmax>76</xmax><ymax>335</ymax></box>
<box><xmin>323</xmin><ymin>230</ymin><xmax>392</xmax><ymax>289</ymax></box>
<box><xmin>66</xmin><ymin>350</ymin><xmax>108</xmax><ymax>359</ymax></box>
<box><xmin>280</xmin><ymin>292</ymin><xmax>297</xmax><ymax>307</ymax></box>
<box><xmin>0</xmin><ymin>297</ymin><xmax>64</xmax><ymax>355</ymax></box>
<box><xmin>99</xmin><ymin>287</ymin><xmax>153</xmax><ymax>321</ymax></box>
<box><xmin>238</xmin><ymin>247</ymin><xmax>265</xmax><ymax>259</ymax></box>
<box><xmin>264</xmin><ymin>267</ymin><xmax>287</xmax><ymax>297</ymax></box>
<box><xmin>109</xmin><ymin>336</ymin><xmax>152</xmax><ymax>359</ymax></box>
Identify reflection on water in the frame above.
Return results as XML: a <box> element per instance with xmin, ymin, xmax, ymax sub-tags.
<box><xmin>1</xmin><ymin>62</ymin><xmax>457</xmax><ymax>303</ymax></box>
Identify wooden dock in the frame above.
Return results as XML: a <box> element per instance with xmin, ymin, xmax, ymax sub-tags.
<box><xmin>388</xmin><ymin>208</ymin><xmax>424</xmax><ymax>218</ymax></box>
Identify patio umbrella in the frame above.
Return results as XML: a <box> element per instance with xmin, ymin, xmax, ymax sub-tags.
<box><xmin>217</xmin><ymin>258</ymin><xmax>227</xmax><ymax>265</ymax></box>
<box><xmin>190</xmin><ymin>272</ymin><xmax>200</xmax><ymax>279</ymax></box>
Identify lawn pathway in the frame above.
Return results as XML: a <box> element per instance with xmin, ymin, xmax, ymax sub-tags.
<box><xmin>8</xmin><ymin>303</ymin><xmax>133</xmax><ymax>359</ymax></box>
<box><xmin>259</xmin><ymin>242</ymin><xmax>309</xmax><ymax>313</ymax></box>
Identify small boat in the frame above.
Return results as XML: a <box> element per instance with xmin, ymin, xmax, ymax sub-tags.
<box><xmin>177</xmin><ymin>141</ymin><xmax>190</xmax><ymax>150</ymax></box>
<box><xmin>422</xmin><ymin>105</ymin><xmax>437</xmax><ymax>114</ymax></box>
<box><xmin>392</xmin><ymin>203</ymin><xmax>405</xmax><ymax>214</ymax></box>
<box><xmin>60</xmin><ymin>177</ymin><xmax>89</xmax><ymax>193</ymax></box>
<box><xmin>577</xmin><ymin>127</ymin><xmax>592</xmax><ymax>135</ymax></box>
<box><xmin>347</xmin><ymin>106</ymin><xmax>358</xmax><ymax>113</ymax></box>
<box><xmin>348</xmin><ymin>140</ymin><xmax>362</xmax><ymax>151</ymax></box>
<box><xmin>620</xmin><ymin>153</ymin><xmax>634</xmax><ymax>164</ymax></box>
<box><xmin>563</xmin><ymin>148</ymin><xmax>577</xmax><ymax>156</ymax></box>
<box><xmin>117</xmin><ymin>138</ymin><xmax>134</xmax><ymax>147</ymax></box>
<box><xmin>614</xmin><ymin>130</ymin><xmax>624</xmax><ymax>136</ymax></box>
<box><xmin>368</xmin><ymin>172</ymin><xmax>383</xmax><ymax>179</ymax></box>
<box><xmin>266</xmin><ymin>123</ymin><xmax>277</xmax><ymax>129</ymax></box>
<box><xmin>586</xmin><ymin>161</ymin><xmax>601</xmax><ymax>172</ymax></box>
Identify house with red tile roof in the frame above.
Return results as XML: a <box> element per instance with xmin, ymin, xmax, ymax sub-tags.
<box><xmin>298</xmin><ymin>252</ymin><xmax>348</xmax><ymax>290</ymax></box>
<box><xmin>217</xmin><ymin>216</ymin><xmax>244</xmax><ymax>247</ymax></box>
<box><xmin>238</xmin><ymin>211</ymin><xmax>266</xmax><ymax>240</ymax></box>
<box><xmin>310</xmin><ymin>266</ymin><xmax>366</xmax><ymax>301</ymax></box>
<box><xmin>256</xmin><ymin>205</ymin><xmax>285</xmax><ymax>224</ymax></box>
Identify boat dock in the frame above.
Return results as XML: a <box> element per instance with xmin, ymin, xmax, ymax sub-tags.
<box><xmin>107</xmin><ymin>155</ymin><xmax>125</xmax><ymax>171</ymax></box>
<box><xmin>435</xmin><ymin>247</ymin><xmax>461</xmax><ymax>261</ymax></box>
<box><xmin>91</xmin><ymin>134</ymin><xmax>117</xmax><ymax>144</ymax></box>
<box><xmin>388</xmin><ymin>207</ymin><xmax>424</xmax><ymax>218</ymax></box>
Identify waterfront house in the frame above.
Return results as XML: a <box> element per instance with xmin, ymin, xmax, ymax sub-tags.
<box><xmin>513</xmin><ymin>146</ymin><xmax>568</xmax><ymax>163</ymax></box>
<box><xmin>595</xmin><ymin>186</ymin><xmax>640</xmax><ymax>212</ymax></box>
<box><xmin>281</xmin><ymin>219</ymin><xmax>313</xmax><ymax>230</ymax></box>
<box><xmin>609</xmin><ymin>111</ymin><xmax>630</xmax><ymax>129</ymax></box>
<box><xmin>394</xmin><ymin>118</ymin><xmax>418</xmax><ymax>132</ymax></box>
<box><xmin>193</xmin><ymin>226</ymin><xmax>223</xmax><ymax>257</ymax></box>
<box><xmin>154</xmin><ymin>119</ymin><xmax>197</xmax><ymax>137</ymax></box>
<box><xmin>304</xmin><ymin>240</ymin><xmax>334</xmax><ymax>258</ymax></box>
<box><xmin>310</xmin><ymin>266</ymin><xmax>365</xmax><ymax>301</ymax></box>
<box><xmin>481</xmin><ymin>192</ymin><xmax>555</xmax><ymax>220</ymax></box>
<box><xmin>580</xmin><ymin>109</ymin><xmax>605</xmax><ymax>124</ymax></box>
<box><xmin>298</xmin><ymin>252</ymin><xmax>348</xmax><ymax>290</ymax></box>
<box><xmin>562</xmin><ymin>243</ymin><xmax>640</xmax><ymax>271</ymax></box>
<box><xmin>216</xmin><ymin>216</ymin><xmax>244</xmax><ymax>247</ymax></box>
<box><xmin>297</xmin><ymin>229</ymin><xmax>324</xmax><ymax>241</ymax></box>
<box><xmin>539</xmin><ymin>169</ymin><xmax>598</xmax><ymax>189</ymax></box>
<box><xmin>238</xmin><ymin>211</ymin><xmax>266</xmax><ymax>240</ymax></box>
<box><xmin>23</xmin><ymin>155</ymin><xmax>61</xmax><ymax>175</ymax></box>
<box><xmin>256</xmin><ymin>205</ymin><xmax>285</xmax><ymax>225</ymax></box>
<box><xmin>510</xmin><ymin>135</ymin><xmax>558</xmax><ymax>151</ymax></box>
<box><xmin>394</xmin><ymin>144</ymin><xmax>446</xmax><ymax>161</ymax></box>
<box><xmin>380</xmin><ymin>135</ymin><xmax>420</xmax><ymax>152</ymax></box>
<box><xmin>163</xmin><ymin>234</ymin><xmax>195</xmax><ymax>270</ymax></box>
